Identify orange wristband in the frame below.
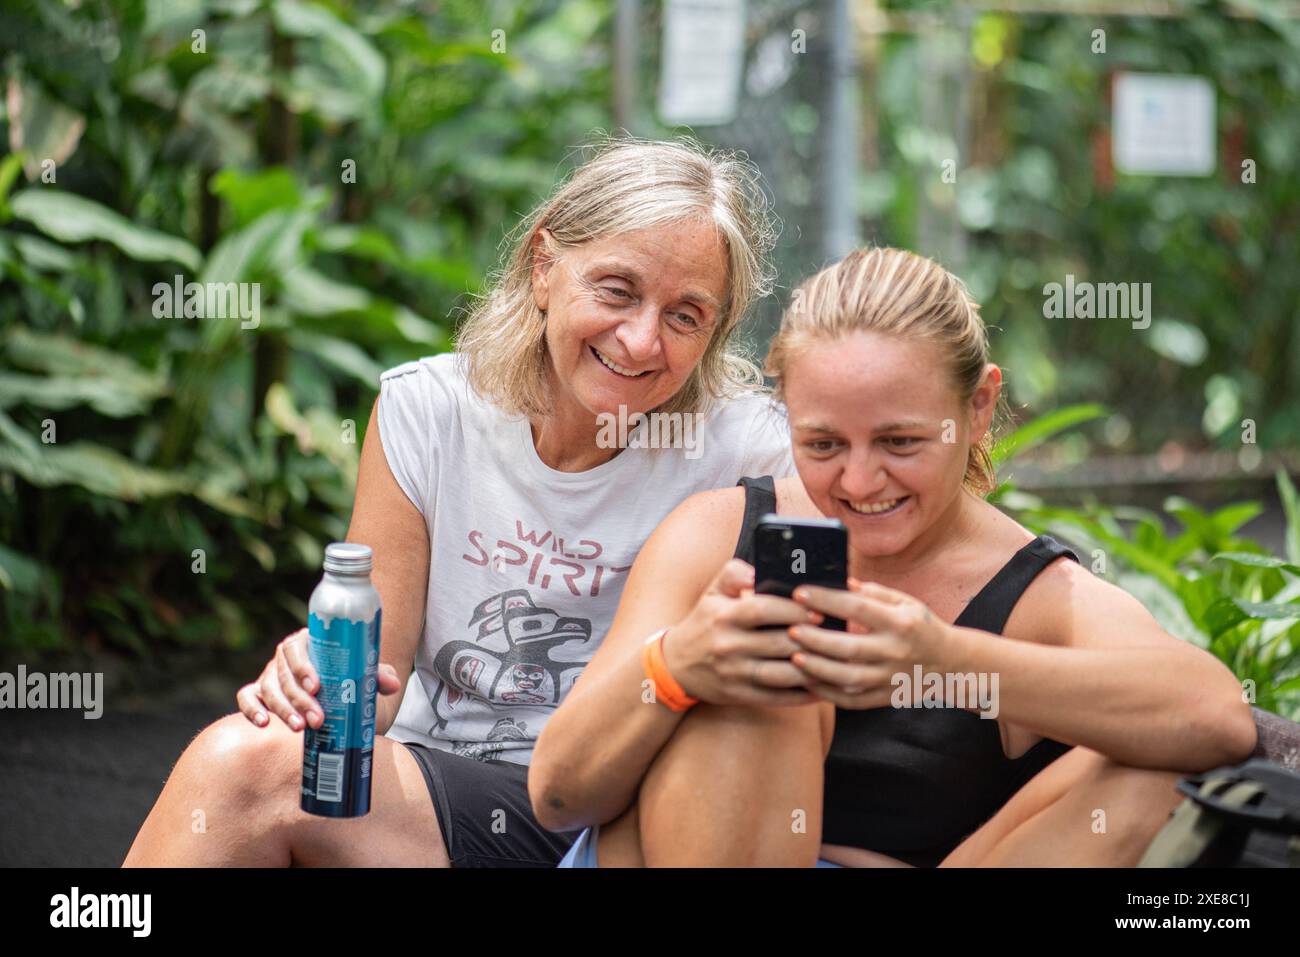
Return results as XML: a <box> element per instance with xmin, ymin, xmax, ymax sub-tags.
<box><xmin>642</xmin><ymin>627</ymin><xmax>698</xmax><ymax>712</ymax></box>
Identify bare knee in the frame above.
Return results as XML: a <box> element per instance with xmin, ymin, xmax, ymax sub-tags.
<box><xmin>124</xmin><ymin>713</ymin><xmax>303</xmax><ymax>866</ymax></box>
<box><xmin>1076</xmin><ymin>753</ymin><xmax>1185</xmax><ymax>837</ymax></box>
<box><xmin>677</xmin><ymin>700</ymin><xmax>829</xmax><ymax>742</ymax></box>
<box><xmin>636</xmin><ymin>701</ymin><xmax>828</xmax><ymax>866</ymax></box>
<box><xmin>184</xmin><ymin>712</ymin><xmax>301</xmax><ymax>806</ymax></box>
<box><xmin>650</xmin><ymin>701</ymin><xmax>832</xmax><ymax>786</ymax></box>
<box><xmin>1087</xmin><ymin>757</ymin><xmax>1182</xmax><ymax>806</ymax></box>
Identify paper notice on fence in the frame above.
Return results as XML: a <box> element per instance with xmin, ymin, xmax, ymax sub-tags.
<box><xmin>657</xmin><ymin>0</ymin><xmax>746</xmax><ymax>127</ymax></box>
<box><xmin>1113</xmin><ymin>72</ymin><xmax>1216</xmax><ymax>177</ymax></box>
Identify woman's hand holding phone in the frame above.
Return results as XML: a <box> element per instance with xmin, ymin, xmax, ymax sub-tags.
<box><xmin>786</xmin><ymin>578</ymin><xmax>954</xmax><ymax>709</ymax></box>
<box><xmin>659</xmin><ymin>559</ymin><xmax>825</xmax><ymax>707</ymax></box>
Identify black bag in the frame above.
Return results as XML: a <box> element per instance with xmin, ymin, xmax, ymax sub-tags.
<box><xmin>1138</xmin><ymin>758</ymin><xmax>1300</xmax><ymax>867</ymax></box>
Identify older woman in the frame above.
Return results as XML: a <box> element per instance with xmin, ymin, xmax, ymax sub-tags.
<box><xmin>533</xmin><ymin>247</ymin><xmax>1257</xmax><ymax>867</ymax></box>
<box><xmin>123</xmin><ymin>138</ymin><xmax>797</xmax><ymax>867</ymax></box>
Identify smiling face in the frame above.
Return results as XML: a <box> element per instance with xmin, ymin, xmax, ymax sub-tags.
<box><xmin>530</xmin><ymin>218</ymin><xmax>729</xmax><ymax>419</ymax></box>
<box><xmin>784</xmin><ymin>329</ymin><xmax>1000</xmax><ymax>559</ymax></box>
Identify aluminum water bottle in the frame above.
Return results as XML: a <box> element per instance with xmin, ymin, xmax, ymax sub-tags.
<box><xmin>301</xmin><ymin>542</ymin><xmax>382</xmax><ymax>818</ymax></box>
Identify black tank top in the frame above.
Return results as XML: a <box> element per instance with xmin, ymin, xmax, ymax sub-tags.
<box><xmin>733</xmin><ymin>475</ymin><xmax>1078</xmax><ymax>867</ymax></box>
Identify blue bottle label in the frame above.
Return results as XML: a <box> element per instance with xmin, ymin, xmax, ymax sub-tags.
<box><xmin>301</xmin><ymin>608</ymin><xmax>381</xmax><ymax>816</ymax></box>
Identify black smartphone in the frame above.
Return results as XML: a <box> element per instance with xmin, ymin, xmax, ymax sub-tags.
<box><xmin>753</xmin><ymin>513</ymin><xmax>849</xmax><ymax>631</ymax></box>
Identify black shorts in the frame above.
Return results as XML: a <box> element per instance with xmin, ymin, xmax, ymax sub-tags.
<box><xmin>401</xmin><ymin>741</ymin><xmax>582</xmax><ymax>867</ymax></box>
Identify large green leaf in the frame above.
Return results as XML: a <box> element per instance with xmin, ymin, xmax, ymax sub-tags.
<box><xmin>312</xmin><ymin>223</ymin><xmax>481</xmax><ymax>292</ymax></box>
<box><xmin>2</xmin><ymin>325</ymin><xmax>169</xmax><ymax>415</ymax></box>
<box><xmin>1166</xmin><ymin>497</ymin><xmax>1264</xmax><ymax>554</ymax></box>
<box><xmin>10</xmin><ymin>233</ymin><xmax>78</xmax><ymax>272</ymax></box>
<box><xmin>271</xmin><ymin>0</ymin><xmax>386</xmax><ymax>122</ymax></box>
<box><xmin>0</xmin><ymin>436</ymin><xmax>190</xmax><ymax>500</ymax></box>
<box><xmin>0</xmin><ymin>372</ymin><xmax>154</xmax><ymax>417</ymax></box>
<box><xmin>0</xmin><ymin>408</ymin><xmax>261</xmax><ymax>518</ymax></box>
<box><xmin>1203</xmin><ymin>596</ymin><xmax>1300</xmax><ymax>639</ymax></box>
<box><xmin>209</xmin><ymin>167</ymin><xmax>303</xmax><ymax>227</ymax></box>
<box><xmin>1115</xmin><ymin>571</ymin><xmax>1208</xmax><ymax>648</ymax></box>
<box><xmin>992</xmin><ymin>403</ymin><xmax>1107</xmax><ymax>466</ymax></box>
<box><xmin>1213</xmin><ymin>552</ymin><xmax>1300</xmax><ymax>577</ymax></box>
<box><xmin>201</xmin><ymin>207</ymin><xmax>314</xmax><ymax>285</ymax></box>
<box><xmin>280</xmin><ymin>265</ymin><xmax>372</xmax><ymax>316</ymax></box>
<box><xmin>288</xmin><ymin>329</ymin><xmax>384</xmax><ymax>386</ymax></box>
<box><xmin>10</xmin><ymin>190</ymin><xmax>200</xmax><ymax>270</ymax></box>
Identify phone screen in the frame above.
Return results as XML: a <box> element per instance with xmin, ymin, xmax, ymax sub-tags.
<box><xmin>753</xmin><ymin>514</ymin><xmax>849</xmax><ymax>632</ymax></box>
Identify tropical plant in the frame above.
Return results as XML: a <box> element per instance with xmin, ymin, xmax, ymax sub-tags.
<box><xmin>993</xmin><ymin>404</ymin><xmax>1300</xmax><ymax>720</ymax></box>
<box><xmin>0</xmin><ymin>0</ymin><xmax>610</xmax><ymax>678</ymax></box>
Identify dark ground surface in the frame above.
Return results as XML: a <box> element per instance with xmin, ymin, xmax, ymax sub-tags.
<box><xmin>0</xmin><ymin>678</ymin><xmax>235</xmax><ymax>867</ymax></box>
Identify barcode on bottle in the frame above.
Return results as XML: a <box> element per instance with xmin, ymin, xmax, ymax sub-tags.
<box><xmin>315</xmin><ymin>753</ymin><xmax>344</xmax><ymax>802</ymax></box>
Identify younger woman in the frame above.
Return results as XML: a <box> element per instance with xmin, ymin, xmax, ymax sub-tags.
<box><xmin>531</xmin><ymin>247</ymin><xmax>1257</xmax><ymax>867</ymax></box>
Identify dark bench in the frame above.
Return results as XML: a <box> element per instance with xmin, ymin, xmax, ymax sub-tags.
<box><xmin>1251</xmin><ymin>707</ymin><xmax>1300</xmax><ymax>771</ymax></box>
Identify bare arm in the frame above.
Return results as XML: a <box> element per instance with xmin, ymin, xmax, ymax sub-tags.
<box><xmin>348</xmin><ymin>397</ymin><xmax>429</xmax><ymax>737</ymax></box>
<box><xmin>792</xmin><ymin>560</ymin><xmax>1258</xmax><ymax>771</ymax></box>
<box><xmin>944</xmin><ymin>561</ymin><xmax>1258</xmax><ymax>770</ymax></box>
<box><xmin>529</xmin><ymin>486</ymin><xmax>817</xmax><ymax>832</ymax></box>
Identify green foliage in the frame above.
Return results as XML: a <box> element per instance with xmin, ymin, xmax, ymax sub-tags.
<box><xmin>0</xmin><ymin>0</ymin><xmax>610</xmax><ymax>666</ymax></box>
<box><xmin>10</xmin><ymin>189</ymin><xmax>203</xmax><ymax>269</ymax></box>
<box><xmin>868</xmin><ymin>5</ymin><xmax>1300</xmax><ymax>451</ymax></box>
<box><xmin>991</xmin><ymin>402</ymin><xmax>1107</xmax><ymax>469</ymax></box>
<box><xmin>995</xmin><ymin>412</ymin><xmax>1300</xmax><ymax>720</ymax></box>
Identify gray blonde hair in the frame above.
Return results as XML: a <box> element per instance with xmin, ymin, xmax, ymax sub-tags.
<box><xmin>455</xmin><ymin>136</ymin><xmax>779</xmax><ymax>418</ymax></box>
<box><xmin>764</xmin><ymin>247</ymin><xmax>1006</xmax><ymax>496</ymax></box>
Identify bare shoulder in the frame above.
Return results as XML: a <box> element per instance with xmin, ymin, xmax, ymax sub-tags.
<box><xmin>638</xmin><ymin>484</ymin><xmax>748</xmax><ymax>575</ymax></box>
<box><xmin>1004</xmin><ymin>541</ymin><xmax>1172</xmax><ymax>651</ymax></box>
<box><xmin>773</xmin><ymin>475</ymin><xmax>820</xmax><ymax>517</ymax></box>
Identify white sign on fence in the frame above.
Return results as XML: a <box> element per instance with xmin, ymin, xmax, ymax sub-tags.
<box><xmin>658</xmin><ymin>0</ymin><xmax>747</xmax><ymax>127</ymax></box>
<box><xmin>1113</xmin><ymin>72</ymin><xmax>1216</xmax><ymax>176</ymax></box>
